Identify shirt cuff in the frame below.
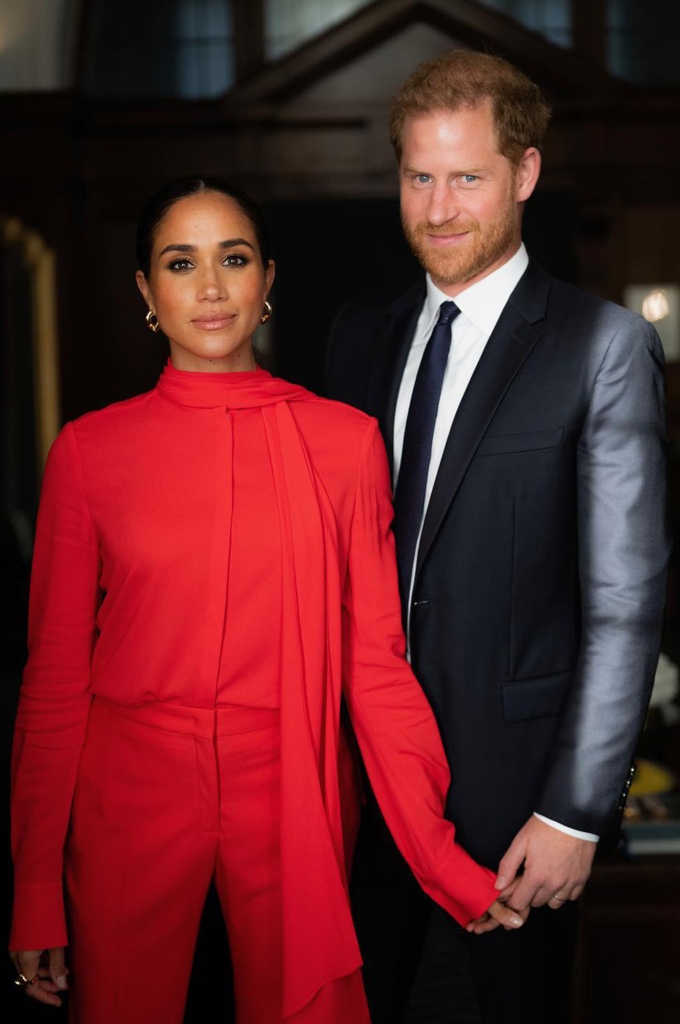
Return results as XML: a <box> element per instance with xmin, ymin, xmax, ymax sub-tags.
<box><xmin>9</xmin><ymin>880</ymin><xmax>68</xmax><ymax>951</ymax></box>
<box><xmin>533</xmin><ymin>812</ymin><xmax>599</xmax><ymax>842</ymax></box>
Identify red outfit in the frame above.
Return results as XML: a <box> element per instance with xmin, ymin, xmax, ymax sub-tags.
<box><xmin>11</xmin><ymin>364</ymin><xmax>498</xmax><ymax>1020</ymax></box>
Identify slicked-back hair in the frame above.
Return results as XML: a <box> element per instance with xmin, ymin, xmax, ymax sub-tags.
<box><xmin>390</xmin><ymin>50</ymin><xmax>551</xmax><ymax>165</ymax></box>
<box><xmin>136</xmin><ymin>176</ymin><xmax>271</xmax><ymax>277</ymax></box>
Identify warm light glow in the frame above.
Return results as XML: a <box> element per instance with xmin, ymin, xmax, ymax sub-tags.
<box><xmin>642</xmin><ymin>288</ymin><xmax>670</xmax><ymax>323</ymax></box>
<box><xmin>625</xmin><ymin>282</ymin><xmax>680</xmax><ymax>361</ymax></box>
<box><xmin>0</xmin><ymin>0</ymin><xmax>68</xmax><ymax>89</ymax></box>
<box><xmin>0</xmin><ymin>2</ymin><xmax>27</xmax><ymax>50</ymax></box>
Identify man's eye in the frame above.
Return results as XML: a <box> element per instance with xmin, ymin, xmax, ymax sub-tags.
<box><xmin>461</xmin><ymin>174</ymin><xmax>478</xmax><ymax>184</ymax></box>
<box><xmin>416</xmin><ymin>174</ymin><xmax>432</xmax><ymax>184</ymax></box>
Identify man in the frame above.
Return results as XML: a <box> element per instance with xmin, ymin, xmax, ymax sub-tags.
<box><xmin>326</xmin><ymin>51</ymin><xmax>669</xmax><ymax>1024</ymax></box>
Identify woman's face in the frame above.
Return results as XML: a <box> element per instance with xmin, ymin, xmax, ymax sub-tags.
<box><xmin>136</xmin><ymin>191</ymin><xmax>275</xmax><ymax>373</ymax></box>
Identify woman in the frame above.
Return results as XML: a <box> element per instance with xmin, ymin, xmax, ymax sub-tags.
<box><xmin>9</xmin><ymin>177</ymin><xmax>523</xmax><ymax>1023</ymax></box>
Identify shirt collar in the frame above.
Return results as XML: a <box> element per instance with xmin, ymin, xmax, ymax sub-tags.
<box><xmin>156</xmin><ymin>360</ymin><xmax>309</xmax><ymax>409</ymax></box>
<box><xmin>423</xmin><ymin>243</ymin><xmax>529</xmax><ymax>337</ymax></box>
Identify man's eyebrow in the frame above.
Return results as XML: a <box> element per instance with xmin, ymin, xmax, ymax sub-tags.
<box><xmin>158</xmin><ymin>238</ymin><xmax>256</xmax><ymax>257</ymax></box>
<box><xmin>401</xmin><ymin>165</ymin><xmax>486</xmax><ymax>175</ymax></box>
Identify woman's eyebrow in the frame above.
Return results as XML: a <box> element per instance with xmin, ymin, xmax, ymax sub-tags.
<box><xmin>158</xmin><ymin>238</ymin><xmax>256</xmax><ymax>257</ymax></box>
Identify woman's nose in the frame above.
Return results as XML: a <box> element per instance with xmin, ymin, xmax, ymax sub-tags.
<box><xmin>197</xmin><ymin>266</ymin><xmax>226</xmax><ymax>301</ymax></box>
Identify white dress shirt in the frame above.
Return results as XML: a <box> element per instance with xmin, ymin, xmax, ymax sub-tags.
<box><xmin>393</xmin><ymin>245</ymin><xmax>598</xmax><ymax>843</ymax></box>
<box><xmin>393</xmin><ymin>245</ymin><xmax>529</xmax><ymax>498</ymax></box>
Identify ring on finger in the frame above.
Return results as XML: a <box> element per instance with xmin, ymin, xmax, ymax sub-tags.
<box><xmin>14</xmin><ymin>973</ymin><xmax>39</xmax><ymax>988</ymax></box>
<box><xmin>552</xmin><ymin>894</ymin><xmax>567</xmax><ymax>903</ymax></box>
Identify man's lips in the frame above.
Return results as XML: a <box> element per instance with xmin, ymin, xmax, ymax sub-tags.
<box><xmin>426</xmin><ymin>230</ymin><xmax>471</xmax><ymax>246</ymax></box>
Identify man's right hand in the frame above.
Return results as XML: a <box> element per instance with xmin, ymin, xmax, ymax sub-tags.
<box><xmin>495</xmin><ymin>815</ymin><xmax>596</xmax><ymax>911</ymax></box>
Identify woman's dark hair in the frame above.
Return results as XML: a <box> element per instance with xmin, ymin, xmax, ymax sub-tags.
<box><xmin>136</xmin><ymin>176</ymin><xmax>271</xmax><ymax>276</ymax></box>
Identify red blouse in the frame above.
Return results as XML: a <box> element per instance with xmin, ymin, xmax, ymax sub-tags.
<box><xmin>11</xmin><ymin>364</ymin><xmax>498</xmax><ymax>1015</ymax></box>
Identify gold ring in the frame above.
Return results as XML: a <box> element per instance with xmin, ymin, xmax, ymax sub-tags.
<box><xmin>14</xmin><ymin>972</ymin><xmax>39</xmax><ymax>988</ymax></box>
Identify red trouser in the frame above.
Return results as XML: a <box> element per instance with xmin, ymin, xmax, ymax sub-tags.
<box><xmin>65</xmin><ymin>697</ymin><xmax>369</xmax><ymax>1023</ymax></box>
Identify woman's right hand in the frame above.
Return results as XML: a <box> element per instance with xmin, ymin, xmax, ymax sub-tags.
<box><xmin>9</xmin><ymin>947</ymin><xmax>68</xmax><ymax>1007</ymax></box>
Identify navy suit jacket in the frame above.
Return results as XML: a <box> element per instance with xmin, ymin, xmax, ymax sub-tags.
<box><xmin>327</xmin><ymin>259</ymin><xmax>670</xmax><ymax>865</ymax></box>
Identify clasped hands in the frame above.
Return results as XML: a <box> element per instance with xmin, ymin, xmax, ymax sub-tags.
<box><xmin>466</xmin><ymin>815</ymin><xmax>597</xmax><ymax>935</ymax></box>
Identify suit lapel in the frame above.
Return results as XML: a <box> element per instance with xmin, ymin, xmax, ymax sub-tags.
<box><xmin>415</xmin><ymin>261</ymin><xmax>552</xmax><ymax>580</ymax></box>
<box><xmin>368</xmin><ymin>281</ymin><xmax>424</xmax><ymax>474</ymax></box>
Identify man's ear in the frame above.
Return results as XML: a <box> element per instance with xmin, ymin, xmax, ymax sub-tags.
<box><xmin>515</xmin><ymin>147</ymin><xmax>541</xmax><ymax>204</ymax></box>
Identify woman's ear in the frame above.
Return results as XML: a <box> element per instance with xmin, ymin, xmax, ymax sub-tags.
<box><xmin>264</xmin><ymin>259</ymin><xmax>276</xmax><ymax>298</ymax></box>
<box><xmin>136</xmin><ymin>270</ymin><xmax>153</xmax><ymax>309</ymax></box>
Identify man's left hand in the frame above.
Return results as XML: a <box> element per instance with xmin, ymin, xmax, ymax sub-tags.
<box><xmin>495</xmin><ymin>816</ymin><xmax>597</xmax><ymax>912</ymax></box>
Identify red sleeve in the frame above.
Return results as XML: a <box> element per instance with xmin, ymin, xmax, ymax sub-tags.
<box><xmin>10</xmin><ymin>423</ymin><xmax>100</xmax><ymax>951</ymax></box>
<box><xmin>341</xmin><ymin>420</ymin><xmax>498</xmax><ymax>925</ymax></box>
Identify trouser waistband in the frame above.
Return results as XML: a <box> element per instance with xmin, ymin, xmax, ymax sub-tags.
<box><xmin>93</xmin><ymin>695</ymin><xmax>279</xmax><ymax>738</ymax></box>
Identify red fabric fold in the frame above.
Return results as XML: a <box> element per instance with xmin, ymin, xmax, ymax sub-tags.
<box><xmin>263</xmin><ymin>403</ymin><xmax>361</xmax><ymax>1016</ymax></box>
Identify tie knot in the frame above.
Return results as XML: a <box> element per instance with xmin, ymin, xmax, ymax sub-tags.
<box><xmin>437</xmin><ymin>301</ymin><xmax>459</xmax><ymax>327</ymax></box>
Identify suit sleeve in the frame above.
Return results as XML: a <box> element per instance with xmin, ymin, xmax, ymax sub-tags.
<box><xmin>536</xmin><ymin>319</ymin><xmax>670</xmax><ymax>834</ymax></box>
<box><xmin>341</xmin><ymin>420</ymin><xmax>498</xmax><ymax>925</ymax></box>
<box><xmin>10</xmin><ymin>423</ymin><xmax>100</xmax><ymax>950</ymax></box>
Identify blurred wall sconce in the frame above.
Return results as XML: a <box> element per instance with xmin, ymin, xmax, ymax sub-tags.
<box><xmin>624</xmin><ymin>284</ymin><xmax>680</xmax><ymax>361</ymax></box>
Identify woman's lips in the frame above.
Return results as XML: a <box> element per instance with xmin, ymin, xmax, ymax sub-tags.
<box><xmin>191</xmin><ymin>314</ymin><xmax>236</xmax><ymax>330</ymax></box>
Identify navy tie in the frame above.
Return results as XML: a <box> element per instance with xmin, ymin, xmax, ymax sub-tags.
<box><xmin>393</xmin><ymin>300</ymin><xmax>460</xmax><ymax>601</ymax></box>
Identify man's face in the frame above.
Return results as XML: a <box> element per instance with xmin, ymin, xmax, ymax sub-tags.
<box><xmin>399</xmin><ymin>101</ymin><xmax>538</xmax><ymax>296</ymax></box>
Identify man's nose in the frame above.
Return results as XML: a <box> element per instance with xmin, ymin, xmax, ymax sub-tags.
<box><xmin>427</xmin><ymin>183</ymin><xmax>460</xmax><ymax>226</ymax></box>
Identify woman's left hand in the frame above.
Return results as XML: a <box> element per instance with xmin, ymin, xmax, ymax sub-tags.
<box><xmin>465</xmin><ymin>881</ymin><xmax>529</xmax><ymax>935</ymax></box>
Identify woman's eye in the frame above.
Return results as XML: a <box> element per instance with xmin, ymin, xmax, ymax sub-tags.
<box><xmin>223</xmin><ymin>253</ymin><xmax>248</xmax><ymax>267</ymax></box>
<box><xmin>168</xmin><ymin>258</ymin><xmax>194</xmax><ymax>272</ymax></box>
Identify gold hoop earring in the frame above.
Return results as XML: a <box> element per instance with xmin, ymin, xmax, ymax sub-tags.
<box><xmin>145</xmin><ymin>310</ymin><xmax>160</xmax><ymax>334</ymax></box>
<box><xmin>260</xmin><ymin>300</ymin><xmax>273</xmax><ymax>325</ymax></box>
